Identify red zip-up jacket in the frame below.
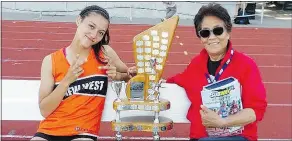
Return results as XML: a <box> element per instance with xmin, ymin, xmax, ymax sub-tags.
<box><xmin>167</xmin><ymin>41</ymin><xmax>267</xmax><ymax>141</ymax></box>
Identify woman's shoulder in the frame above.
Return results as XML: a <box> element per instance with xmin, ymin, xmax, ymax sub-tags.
<box><xmin>102</xmin><ymin>44</ymin><xmax>118</xmax><ymax>58</ymax></box>
<box><xmin>50</xmin><ymin>48</ymin><xmax>64</xmax><ymax>58</ymax></box>
<box><xmin>103</xmin><ymin>44</ymin><xmax>118</xmax><ymax>53</ymax></box>
<box><xmin>42</xmin><ymin>49</ymin><xmax>61</xmax><ymax>63</ymax></box>
<box><xmin>183</xmin><ymin>54</ymin><xmax>205</xmax><ymax>72</ymax></box>
<box><xmin>42</xmin><ymin>48</ymin><xmax>65</xmax><ymax>67</ymax></box>
<box><xmin>42</xmin><ymin>54</ymin><xmax>52</xmax><ymax>64</ymax></box>
<box><xmin>234</xmin><ymin>50</ymin><xmax>259</xmax><ymax>69</ymax></box>
<box><xmin>102</xmin><ymin>45</ymin><xmax>113</xmax><ymax>53</ymax></box>
<box><xmin>190</xmin><ymin>51</ymin><xmax>207</xmax><ymax>65</ymax></box>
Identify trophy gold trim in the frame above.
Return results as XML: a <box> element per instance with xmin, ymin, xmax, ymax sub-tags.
<box><xmin>126</xmin><ymin>15</ymin><xmax>179</xmax><ymax>102</ymax></box>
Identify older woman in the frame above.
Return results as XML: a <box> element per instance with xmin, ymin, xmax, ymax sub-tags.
<box><xmin>166</xmin><ymin>3</ymin><xmax>267</xmax><ymax>141</ymax></box>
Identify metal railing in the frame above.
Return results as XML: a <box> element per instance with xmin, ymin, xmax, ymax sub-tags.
<box><xmin>2</xmin><ymin>2</ymin><xmax>264</xmax><ymax>23</ymax></box>
<box><xmin>235</xmin><ymin>2</ymin><xmax>265</xmax><ymax>24</ymax></box>
<box><xmin>1</xmin><ymin>2</ymin><xmax>199</xmax><ymax>20</ymax></box>
<box><xmin>1</xmin><ymin>2</ymin><xmax>238</xmax><ymax>21</ymax></box>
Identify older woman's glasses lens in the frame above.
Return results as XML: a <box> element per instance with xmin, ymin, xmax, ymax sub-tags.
<box><xmin>199</xmin><ymin>27</ymin><xmax>224</xmax><ymax>38</ymax></box>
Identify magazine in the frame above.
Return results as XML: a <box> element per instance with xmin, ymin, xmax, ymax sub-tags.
<box><xmin>201</xmin><ymin>77</ymin><xmax>243</xmax><ymax>137</ymax></box>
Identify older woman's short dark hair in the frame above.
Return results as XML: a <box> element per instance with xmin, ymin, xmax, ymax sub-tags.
<box><xmin>193</xmin><ymin>3</ymin><xmax>232</xmax><ymax>38</ymax></box>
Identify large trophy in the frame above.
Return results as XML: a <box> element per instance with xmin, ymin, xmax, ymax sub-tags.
<box><xmin>111</xmin><ymin>16</ymin><xmax>179</xmax><ymax>140</ymax></box>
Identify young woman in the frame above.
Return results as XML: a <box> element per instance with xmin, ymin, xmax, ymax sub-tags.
<box><xmin>31</xmin><ymin>5</ymin><xmax>131</xmax><ymax>141</ymax></box>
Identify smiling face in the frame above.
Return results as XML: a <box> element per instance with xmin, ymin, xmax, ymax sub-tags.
<box><xmin>76</xmin><ymin>12</ymin><xmax>109</xmax><ymax>49</ymax></box>
<box><xmin>199</xmin><ymin>16</ymin><xmax>230</xmax><ymax>56</ymax></box>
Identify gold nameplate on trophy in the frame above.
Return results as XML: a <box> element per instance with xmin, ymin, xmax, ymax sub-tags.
<box><xmin>126</xmin><ymin>16</ymin><xmax>179</xmax><ymax>101</ymax></box>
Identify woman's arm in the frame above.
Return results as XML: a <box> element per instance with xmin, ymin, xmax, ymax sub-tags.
<box><xmin>222</xmin><ymin>108</ymin><xmax>256</xmax><ymax>127</ymax></box>
<box><xmin>166</xmin><ymin>57</ymin><xmax>197</xmax><ymax>86</ymax></box>
<box><xmin>200</xmin><ymin>106</ymin><xmax>255</xmax><ymax>128</ymax></box>
<box><xmin>103</xmin><ymin>45</ymin><xmax>131</xmax><ymax>81</ymax></box>
<box><xmin>240</xmin><ymin>59</ymin><xmax>267</xmax><ymax>122</ymax></box>
<box><xmin>38</xmin><ymin>55</ymin><xmax>69</xmax><ymax>118</ymax></box>
<box><xmin>221</xmin><ymin>60</ymin><xmax>267</xmax><ymax>127</ymax></box>
<box><xmin>39</xmin><ymin>54</ymin><xmax>86</xmax><ymax>118</ymax></box>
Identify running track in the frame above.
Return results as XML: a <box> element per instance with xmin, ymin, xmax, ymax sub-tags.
<box><xmin>1</xmin><ymin>20</ymin><xmax>292</xmax><ymax>140</ymax></box>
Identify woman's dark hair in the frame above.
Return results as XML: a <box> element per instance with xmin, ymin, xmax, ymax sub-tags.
<box><xmin>193</xmin><ymin>3</ymin><xmax>232</xmax><ymax>38</ymax></box>
<box><xmin>79</xmin><ymin>5</ymin><xmax>110</xmax><ymax>64</ymax></box>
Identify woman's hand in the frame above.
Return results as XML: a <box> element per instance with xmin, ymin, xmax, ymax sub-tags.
<box><xmin>127</xmin><ymin>66</ymin><xmax>137</xmax><ymax>78</ymax></box>
<box><xmin>200</xmin><ymin>105</ymin><xmax>226</xmax><ymax>128</ymax></box>
<box><xmin>99</xmin><ymin>59</ymin><xmax>117</xmax><ymax>80</ymax></box>
<box><xmin>62</xmin><ymin>54</ymin><xmax>86</xmax><ymax>85</ymax></box>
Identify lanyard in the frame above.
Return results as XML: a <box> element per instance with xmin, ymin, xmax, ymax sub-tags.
<box><xmin>205</xmin><ymin>49</ymin><xmax>234</xmax><ymax>84</ymax></box>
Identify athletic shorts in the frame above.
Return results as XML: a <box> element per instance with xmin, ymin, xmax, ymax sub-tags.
<box><xmin>33</xmin><ymin>132</ymin><xmax>97</xmax><ymax>141</ymax></box>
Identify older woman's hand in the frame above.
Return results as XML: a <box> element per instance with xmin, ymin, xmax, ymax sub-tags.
<box><xmin>200</xmin><ymin>105</ymin><xmax>226</xmax><ymax>128</ymax></box>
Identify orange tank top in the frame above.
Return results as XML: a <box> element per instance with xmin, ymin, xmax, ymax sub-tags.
<box><xmin>37</xmin><ymin>48</ymin><xmax>108</xmax><ymax>136</ymax></box>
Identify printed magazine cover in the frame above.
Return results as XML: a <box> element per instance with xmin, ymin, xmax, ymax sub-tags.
<box><xmin>201</xmin><ymin>77</ymin><xmax>243</xmax><ymax>137</ymax></box>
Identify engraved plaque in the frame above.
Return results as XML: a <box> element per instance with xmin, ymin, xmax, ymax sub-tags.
<box><xmin>130</xmin><ymin>82</ymin><xmax>144</xmax><ymax>100</ymax></box>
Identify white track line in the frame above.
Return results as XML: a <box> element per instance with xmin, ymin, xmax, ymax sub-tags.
<box><xmin>1</xmin><ymin>38</ymin><xmax>291</xmax><ymax>48</ymax></box>
<box><xmin>1</xmin><ymin>60</ymin><xmax>291</xmax><ymax>68</ymax></box>
<box><xmin>3</xmin><ymin>31</ymin><xmax>74</xmax><ymax>34</ymax></box>
<box><xmin>268</xmin><ymin>104</ymin><xmax>292</xmax><ymax>107</ymax></box>
<box><xmin>2</xmin><ymin>24</ymin><xmax>292</xmax><ymax>34</ymax></box>
<box><xmin>1</xmin><ymin>135</ymin><xmax>291</xmax><ymax>140</ymax></box>
<box><xmin>2</xmin><ymin>59</ymin><xmax>41</xmax><ymax>62</ymax></box>
<box><xmin>1</xmin><ymin>49</ymin><xmax>292</xmax><ymax>56</ymax></box>
<box><xmin>2</xmin><ymin>47</ymin><xmax>60</xmax><ymax>51</ymax></box>
<box><xmin>2</xmin><ymin>25</ymin><xmax>77</xmax><ymax>29</ymax></box>
<box><xmin>118</xmin><ymin>51</ymin><xmax>292</xmax><ymax>56</ymax></box>
<box><xmin>3</xmin><ymin>47</ymin><xmax>288</xmax><ymax>54</ymax></box>
<box><xmin>86</xmin><ymin>43</ymin><xmax>291</xmax><ymax>47</ymax></box>
<box><xmin>2</xmin><ymin>38</ymin><xmax>71</xmax><ymax>42</ymax></box>
<box><xmin>1</xmin><ymin>76</ymin><xmax>41</xmax><ymax>79</ymax></box>
<box><xmin>242</xmin><ymin>53</ymin><xmax>291</xmax><ymax>57</ymax></box>
<box><xmin>2</xmin><ymin>76</ymin><xmax>292</xmax><ymax>85</ymax></box>
<box><xmin>263</xmin><ymin>82</ymin><xmax>292</xmax><ymax>84</ymax></box>
<box><xmin>2</xmin><ymin>49</ymin><xmax>292</xmax><ymax>57</ymax></box>
<box><xmin>3</xmin><ymin>31</ymin><xmax>290</xmax><ymax>40</ymax></box>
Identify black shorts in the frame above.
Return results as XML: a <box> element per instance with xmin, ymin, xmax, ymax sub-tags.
<box><xmin>34</xmin><ymin>132</ymin><xmax>97</xmax><ymax>141</ymax></box>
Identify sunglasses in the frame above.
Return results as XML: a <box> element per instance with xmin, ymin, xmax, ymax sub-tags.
<box><xmin>198</xmin><ymin>27</ymin><xmax>224</xmax><ymax>38</ymax></box>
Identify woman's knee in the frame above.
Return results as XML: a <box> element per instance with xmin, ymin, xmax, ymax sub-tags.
<box><xmin>30</xmin><ymin>136</ymin><xmax>48</xmax><ymax>141</ymax></box>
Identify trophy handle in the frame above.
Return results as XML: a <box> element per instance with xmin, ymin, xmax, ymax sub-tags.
<box><xmin>111</xmin><ymin>81</ymin><xmax>125</xmax><ymax>102</ymax></box>
<box><xmin>111</xmin><ymin>81</ymin><xmax>116</xmax><ymax>92</ymax></box>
